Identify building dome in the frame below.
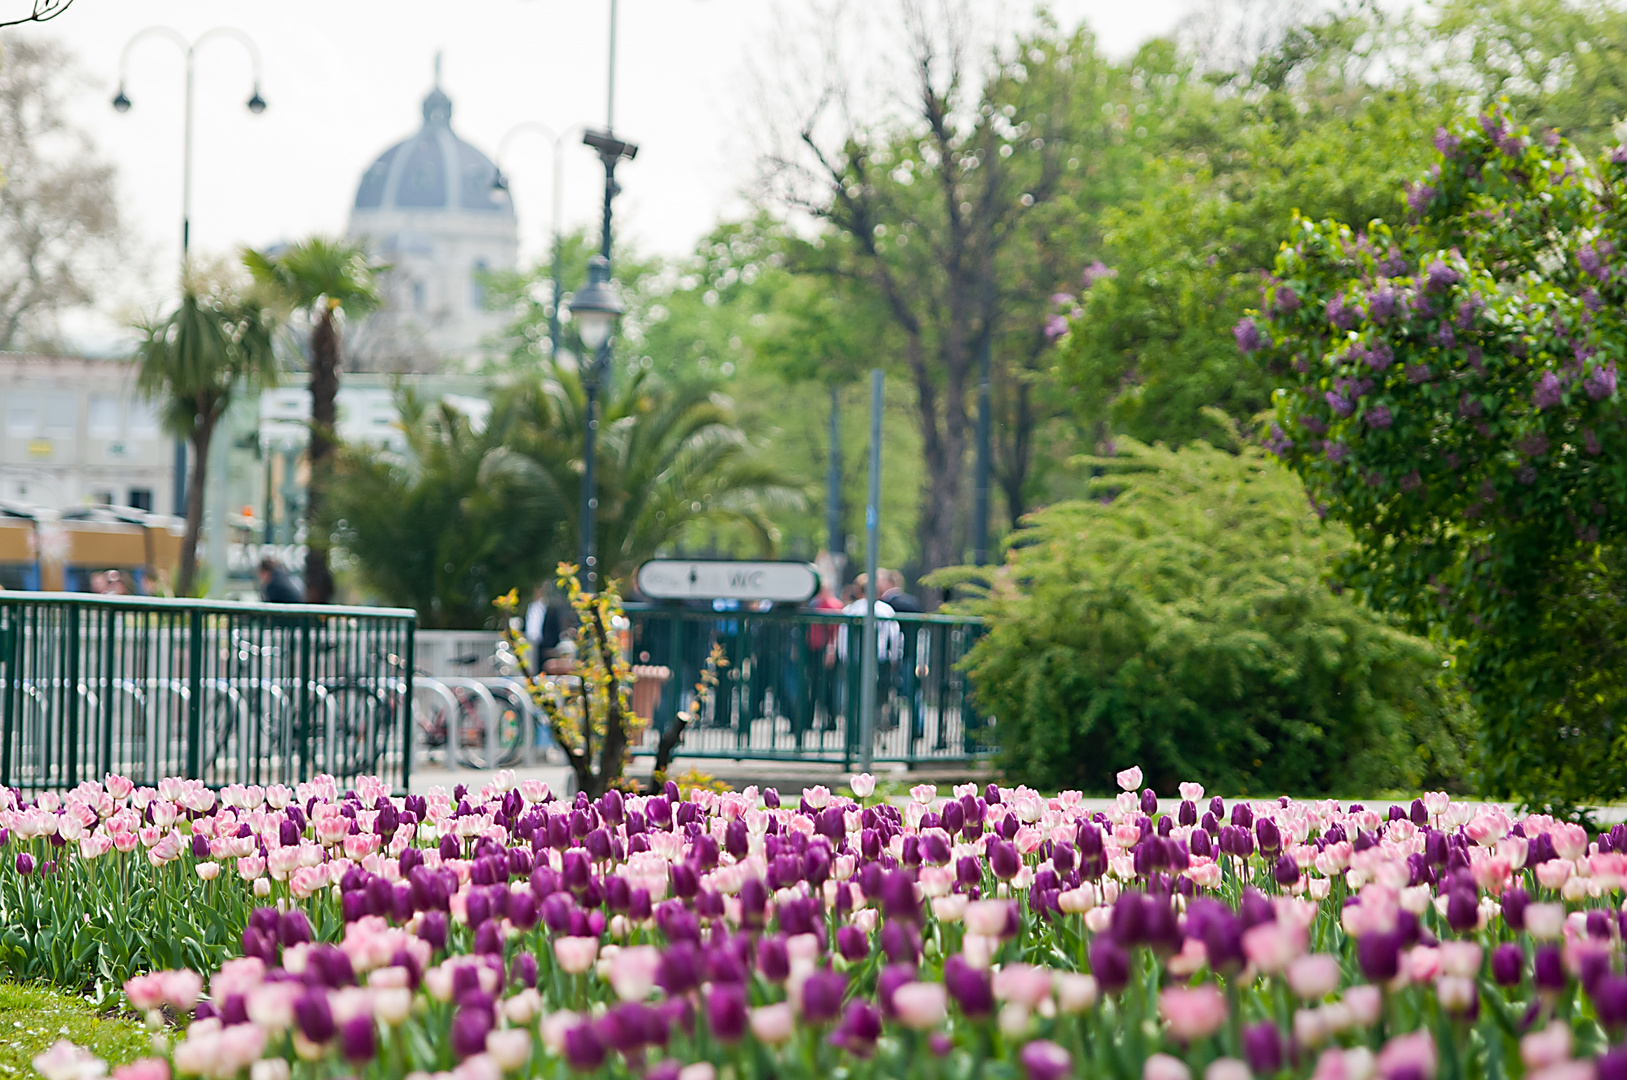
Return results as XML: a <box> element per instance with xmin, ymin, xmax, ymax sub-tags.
<box><xmin>353</xmin><ymin>86</ymin><xmax>513</xmax><ymax>216</ymax></box>
<box><xmin>346</xmin><ymin>70</ymin><xmax>518</xmax><ymax>372</ymax></box>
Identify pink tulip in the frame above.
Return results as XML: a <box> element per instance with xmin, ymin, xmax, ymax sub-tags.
<box><xmin>1243</xmin><ymin>921</ymin><xmax>1305</xmax><ymax>974</ymax></box>
<box><xmin>1055</xmin><ymin>973</ymin><xmax>1099</xmax><ymax>1013</ymax></box>
<box><xmin>1343</xmin><ymin>985</ymin><xmax>1383</xmax><ymax>1027</ymax></box>
<box><xmin>1521</xmin><ymin>1023</ymin><xmax>1572</xmax><ymax>1070</ymax></box>
<box><xmin>553</xmin><ymin>936</ymin><xmax>599</xmax><ymax>974</ymax></box>
<box><xmin>992</xmin><ymin>964</ymin><xmax>1054</xmax><ymax>1008</ymax></box>
<box><xmin>749</xmin><ymin>1003</ymin><xmax>794</xmax><ymax>1044</ymax></box>
<box><xmin>849</xmin><ymin>773</ymin><xmax>875</xmax><ymax>798</ymax></box>
<box><xmin>1145</xmin><ymin>1053</ymin><xmax>1192</xmax><ymax>1080</ymax></box>
<box><xmin>1158</xmin><ymin>985</ymin><xmax>1228</xmax><ymax>1042</ymax></box>
<box><xmin>1286</xmin><ymin>954</ymin><xmax>1341</xmax><ymax>1000</ymax></box>
<box><xmin>609</xmin><ymin>946</ymin><xmax>661</xmax><ymax>1002</ymax></box>
<box><xmin>1376</xmin><ymin>1030</ymin><xmax>1436</xmax><ymax>1080</ymax></box>
<box><xmin>1116</xmin><ymin>767</ymin><xmax>1143</xmax><ymax>792</ymax></box>
<box><xmin>112</xmin><ymin>1059</ymin><xmax>168</xmax><ymax>1080</ymax></box>
<box><xmin>893</xmin><ymin>982</ymin><xmax>948</xmax><ymax>1029</ymax></box>
<box><xmin>1552</xmin><ymin>823</ymin><xmax>1588</xmax><ymax>860</ymax></box>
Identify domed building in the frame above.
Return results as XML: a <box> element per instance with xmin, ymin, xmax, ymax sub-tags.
<box><xmin>346</xmin><ymin>72</ymin><xmax>517</xmax><ymax>372</ymax></box>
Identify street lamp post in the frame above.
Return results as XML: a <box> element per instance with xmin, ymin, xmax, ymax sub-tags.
<box><xmin>113</xmin><ymin>26</ymin><xmax>266</xmax><ymax>524</ymax></box>
<box><xmin>566</xmin><ymin>0</ymin><xmax>637</xmax><ymax>592</ymax></box>
<box><xmin>492</xmin><ymin>122</ymin><xmax>583</xmax><ymax>360</ymax></box>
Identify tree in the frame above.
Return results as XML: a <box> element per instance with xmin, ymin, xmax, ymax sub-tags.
<box><xmin>941</xmin><ymin>435</ymin><xmax>1469</xmax><ymax>796</ymax></box>
<box><xmin>770</xmin><ymin>11</ymin><xmax>1122</xmax><ymax>585</ymax></box>
<box><xmin>1054</xmin><ymin>8</ymin><xmax>1447</xmax><ymax>449</ymax></box>
<box><xmin>244</xmin><ymin>239</ymin><xmax>384</xmax><ymax>604</ymax></box>
<box><xmin>133</xmin><ymin>280</ymin><xmax>277</xmax><ymax>595</ymax></box>
<box><xmin>1431</xmin><ymin>0</ymin><xmax>1627</xmax><ymax>153</ymax></box>
<box><xmin>500</xmin><ymin>366</ymin><xmax>797</xmax><ymax>583</ymax></box>
<box><xmin>1251</xmin><ymin>108</ymin><xmax>1627</xmax><ymax>811</ymax></box>
<box><xmin>0</xmin><ymin>33</ymin><xmax>120</xmax><ymax>350</ymax></box>
<box><xmin>324</xmin><ymin>391</ymin><xmax>565</xmax><ymax>628</ymax></box>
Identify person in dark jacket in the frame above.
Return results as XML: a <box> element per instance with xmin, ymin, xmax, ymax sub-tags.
<box><xmin>257</xmin><ymin>557</ymin><xmax>303</xmax><ymax>604</ymax></box>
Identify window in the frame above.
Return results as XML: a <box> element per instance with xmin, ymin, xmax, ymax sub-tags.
<box><xmin>128</xmin><ymin>488</ymin><xmax>153</xmax><ymax>511</ymax></box>
<box><xmin>88</xmin><ymin>394</ymin><xmax>120</xmax><ymax>439</ymax></box>
<box><xmin>128</xmin><ymin>400</ymin><xmax>160</xmax><ymax>439</ymax></box>
<box><xmin>470</xmin><ymin>259</ymin><xmax>488</xmax><ymax>310</ymax></box>
<box><xmin>91</xmin><ymin>491</ymin><xmax>113</xmax><ymax>505</ymax></box>
<box><xmin>42</xmin><ymin>392</ymin><xmax>74</xmax><ymax>436</ymax></box>
<box><xmin>5</xmin><ymin>391</ymin><xmax>36</xmax><ymax>437</ymax></box>
<box><xmin>412</xmin><ymin>281</ymin><xmax>426</xmax><ymax>312</ymax></box>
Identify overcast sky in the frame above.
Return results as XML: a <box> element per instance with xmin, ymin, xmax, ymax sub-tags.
<box><xmin>46</xmin><ymin>0</ymin><xmax>1193</xmax><ymax>346</ymax></box>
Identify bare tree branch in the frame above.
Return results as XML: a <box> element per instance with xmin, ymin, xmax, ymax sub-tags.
<box><xmin>0</xmin><ymin>0</ymin><xmax>73</xmax><ymax>31</ymax></box>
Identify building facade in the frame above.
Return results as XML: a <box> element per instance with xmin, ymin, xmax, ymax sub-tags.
<box><xmin>345</xmin><ymin>78</ymin><xmax>519</xmax><ymax>372</ymax></box>
<box><xmin>0</xmin><ymin>354</ymin><xmax>173</xmax><ymax>514</ymax></box>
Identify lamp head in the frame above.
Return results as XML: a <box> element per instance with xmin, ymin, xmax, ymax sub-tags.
<box><xmin>111</xmin><ymin>86</ymin><xmax>131</xmax><ymax>113</ymax></box>
<box><xmin>246</xmin><ymin>86</ymin><xmax>267</xmax><ymax>114</ymax></box>
<box><xmin>568</xmin><ymin>254</ymin><xmax>622</xmax><ymax>352</ymax></box>
<box><xmin>490</xmin><ymin>169</ymin><xmax>509</xmax><ymax>193</ymax></box>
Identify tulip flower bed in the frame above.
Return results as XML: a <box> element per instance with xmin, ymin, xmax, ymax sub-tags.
<box><xmin>17</xmin><ymin>765</ymin><xmax>1627</xmax><ymax>1080</ymax></box>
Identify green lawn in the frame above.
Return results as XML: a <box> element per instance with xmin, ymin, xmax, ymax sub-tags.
<box><xmin>0</xmin><ymin>983</ymin><xmax>150</xmax><ymax>1078</ymax></box>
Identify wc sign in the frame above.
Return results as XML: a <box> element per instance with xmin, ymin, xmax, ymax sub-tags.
<box><xmin>635</xmin><ymin>560</ymin><xmax>820</xmax><ymax>604</ymax></box>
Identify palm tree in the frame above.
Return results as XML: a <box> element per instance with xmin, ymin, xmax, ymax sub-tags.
<box><xmin>133</xmin><ymin>282</ymin><xmax>277</xmax><ymax>595</ymax></box>
<box><xmin>243</xmin><ymin>238</ymin><xmax>385</xmax><ymax>603</ymax></box>
<box><xmin>502</xmin><ymin>365</ymin><xmax>798</xmax><ymax>582</ymax></box>
<box><xmin>324</xmin><ymin>391</ymin><xmax>567</xmax><ymax>628</ymax></box>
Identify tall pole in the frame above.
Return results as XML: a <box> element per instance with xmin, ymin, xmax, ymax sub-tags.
<box><xmin>826</xmin><ymin>384</ymin><xmax>842</xmax><ymax>573</ymax></box>
<box><xmin>858</xmin><ymin>368</ymin><xmax>883</xmax><ymax>772</ymax></box>
<box><xmin>580</xmin><ymin>0</ymin><xmax>627</xmax><ymax>592</ymax></box>
<box><xmin>973</xmin><ymin>288</ymin><xmax>993</xmax><ymax>565</ymax></box>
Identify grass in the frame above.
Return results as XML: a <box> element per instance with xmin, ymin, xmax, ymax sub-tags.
<box><xmin>0</xmin><ymin>983</ymin><xmax>150</xmax><ymax>1077</ymax></box>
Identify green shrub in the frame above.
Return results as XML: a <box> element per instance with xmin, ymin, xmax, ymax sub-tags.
<box><xmin>945</xmin><ymin>436</ymin><xmax>1470</xmax><ymax>796</ymax></box>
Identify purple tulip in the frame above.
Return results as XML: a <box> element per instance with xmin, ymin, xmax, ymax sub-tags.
<box><xmin>921</xmin><ymin>832</ymin><xmax>951</xmax><ymax>866</ymax></box>
<box><xmin>191</xmin><ymin>833</ymin><xmax>210</xmax><ymax>858</ymax></box>
<box><xmin>944</xmin><ymin>954</ymin><xmax>994</xmax><ymax>1017</ymax></box>
<box><xmin>1601</xmin><ymin>1048</ymin><xmax>1627</xmax><ymax>1080</ymax></box>
<box><xmin>706</xmin><ymin>984</ymin><xmax>748</xmax><ymax>1042</ymax></box>
<box><xmin>876</xmin><ymin>964</ymin><xmax>916</xmax><ymax>1017</ymax></box>
<box><xmin>757</xmin><ymin>935</ymin><xmax>789</xmax><ymax>982</ymax></box>
<box><xmin>799</xmin><ymin>970</ymin><xmax>847</xmax><ymax>1024</ymax></box>
<box><xmin>1501</xmin><ymin>886</ymin><xmax>1528</xmax><ymax>929</ymax></box>
<box><xmin>1357</xmin><ymin>931</ymin><xmax>1401</xmax><ymax>983</ymax></box>
<box><xmin>830</xmin><ymin>1000</ymin><xmax>882</xmax><ymax>1054</ymax></box>
<box><xmin>990</xmin><ymin>841</ymin><xmax>1020</xmax><ymax>880</ymax></box>
<box><xmin>562</xmin><ymin>1023</ymin><xmax>606</xmax><ymax>1071</ymax></box>
<box><xmin>658</xmin><ymin>942</ymin><xmax>701</xmax><ymax>996</ymax></box>
<box><xmin>511</xmin><ymin>952</ymin><xmax>538</xmax><ymax>988</ymax></box>
<box><xmin>1534</xmin><ymin>946</ymin><xmax>1566</xmax><ymax>991</ymax></box>
<box><xmin>339</xmin><ymin>1015</ymin><xmax>375</xmax><ymax>1063</ymax></box>
<box><xmin>294</xmin><ymin>990</ymin><xmax>335</xmax><ymax>1044</ymax></box>
<box><xmin>1445</xmin><ymin>888</ymin><xmax>1479</xmax><ymax>934</ymax></box>
<box><xmin>1491</xmin><ymin>943</ymin><xmax>1523</xmax><ymax>986</ymax></box>
<box><xmin>837</xmin><ymin>925</ymin><xmax>869</xmax><ymax>962</ymax></box>
<box><xmin>417</xmin><ymin>911</ymin><xmax>448</xmax><ymax>952</ymax></box>
<box><xmin>1594</xmin><ymin>974</ymin><xmax>1627</xmax><ymax>1028</ymax></box>
<box><xmin>1243</xmin><ymin>1022</ymin><xmax>1283</xmax><ymax>1075</ymax></box>
<box><xmin>1274</xmin><ymin>853</ymin><xmax>1300</xmax><ymax>887</ymax></box>
<box><xmin>1021</xmin><ymin>1040</ymin><xmax>1073</xmax><ymax>1080</ymax></box>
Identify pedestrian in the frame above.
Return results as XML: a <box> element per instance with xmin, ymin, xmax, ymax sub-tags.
<box><xmin>257</xmin><ymin>557</ymin><xmax>302</xmax><ymax>604</ymax></box>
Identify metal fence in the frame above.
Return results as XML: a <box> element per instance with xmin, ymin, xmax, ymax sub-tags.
<box><xmin>623</xmin><ymin>604</ymin><xmax>988</xmax><ymax>767</ymax></box>
<box><xmin>0</xmin><ymin>592</ymin><xmax>416</xmax><ymax>793</ymax></box>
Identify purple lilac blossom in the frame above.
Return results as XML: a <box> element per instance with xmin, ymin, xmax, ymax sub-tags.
<box><xmin>1534</xmin><ymin>371</ymin><xmax>1563</xmax><ymax>410</ymax></box>
<box><xmin>1233</xmin><ymin>318</ymin><xmax>1264</xmax><ymax>353</ymax></box>
<box><xmin>1365</xmin><ymin>405</ymin><xmax>1392</xmax><ymax>429</ymax></box>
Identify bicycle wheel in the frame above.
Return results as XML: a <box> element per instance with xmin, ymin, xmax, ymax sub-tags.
<box><xmin>315</xmin><ymin>682</ymin><xmax>393</xmax><ymax>778</ymax></box>
<box><xmin>455</xmin><ymin>690</ymin><xmax>524</xmax><ymax>770</ymax></box>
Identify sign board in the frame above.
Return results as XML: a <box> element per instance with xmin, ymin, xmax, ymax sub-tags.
<box><xmin>636</xmin><ymin>560</ymin><xmax>819</xmax><ymax>604</ymax></box>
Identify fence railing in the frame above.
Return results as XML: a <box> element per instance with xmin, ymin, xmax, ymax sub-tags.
<box><xmin>623</xmin><ymin>604</ymin><xmax>988</xmax><ymax>767</ymax></box>
<box><xmin>0</xmin><ymin>592</ymin><xmax>416</xmax><ymax>793</ymax></box>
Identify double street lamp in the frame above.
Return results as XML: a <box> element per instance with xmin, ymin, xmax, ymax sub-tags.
<box><xmin>112</xmin><ymin>26</ymin><xmax>267</xmax><ymax>526</ymax></box>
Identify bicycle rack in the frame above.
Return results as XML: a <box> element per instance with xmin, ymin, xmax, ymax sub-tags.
<box><xmin>479</xmin><ymin>678</ymin><xmax>550</xmax><ymax>765</ymax></box>
<box><xmin>434</xmin><ymin>677</ymin><xmax>502</xmax><ymax>772</ymax></box>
